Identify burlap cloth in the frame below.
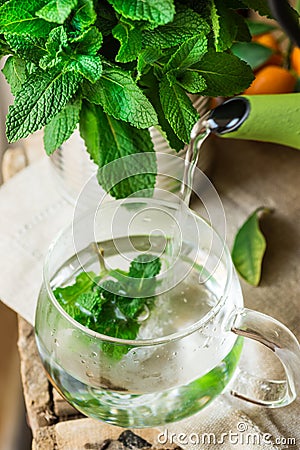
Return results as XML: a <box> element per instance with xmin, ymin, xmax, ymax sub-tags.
<box><xmin>0</xmin><ymin>137</ymin><xmax>299</xmax><ymax>449</ymax></box>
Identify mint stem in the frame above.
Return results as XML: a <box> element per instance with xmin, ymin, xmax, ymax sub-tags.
<box><xmin>92</xmin><ymin>242</ymin><xmax>107</xmax><ymax>272</ymax></box>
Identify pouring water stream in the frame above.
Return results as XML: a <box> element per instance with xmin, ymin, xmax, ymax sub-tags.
<box><xmin>166</xmin><ymin>113</ymin><xmax>211</xmax><ymax>273</ymax></box>
<box><xmin>179</xmin><ymin>114</ymin><xmax>211</xmax><ymax>206</ymax></box>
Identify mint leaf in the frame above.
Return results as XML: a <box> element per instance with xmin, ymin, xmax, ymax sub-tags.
<box><xmin>108</xmin><ymin>0</ymin><xmax>175</xmax><ymax>25</ymax></box>
<box><xmin>231</xmin><ymin>42</ymin><xmax>273</xmax><ymax>70</ymax></box>
<box><xmin>79</xmin><ymin>101</ymin><xmax>102</xmax><ymax>165</ymax></box>
<box><xmin>0</xmin><ymin>36</ymin><xmax>9</xmax><ymax>56</ymax></box>
<box><xmin>2</xmin><ymin>56</ymin><xmax>28</xmax><ymax>95</ymax></box>
<box><xmin>0</xmin><ymin>0</ymin><xmax>53</xmax><ymax>36</ymax></box>
<box><xmin>94</xmin><ymin>1</ymin><xmax>117</xmax><ymax>36</ymax></box>
<box><xmin>39</xmin><ymin>26</ymin><xmax>102</xmax><ymax>81</ymax></box>
<box><xmin>159</xmin><ymin>75</ymin><xmax>199</xmax><ymax>143</ymax></box>
<box><xmin>165</xmin><ymin>35</ymin><xmax>208</xmax><ymax>72</ymax></box>
<box><xmin>46</xmin><ymin>25</ymin><xmax>68</xmax><ymax>52</ymax></box>
<box><xmin>246</xmin><ymin>19</ymin><xmax>276</xmax><ymax>36</ymax></box>
<box><xmin>113</xmin><ymin>20</ymin><xmax>142</xmax><ymax>63</ymax></box>
<box><xmin>54</xmin><ymin>271</ymin><xmax>97</xmax><ymax>305</ymax></box>
<box><xmin>71</xmin><ymin>0</ymin><xmax>96</xmax><ymax>31</ymax></box>
<box><xmin>76</xmin><ymin>291</ymin><xmax>101</xmax><ymax>315</ymax></box>
<box><xmin>99</xmin><ymin>278</ymin><xmax>153</xmax><ymax>320</ymax></box>
<box><xmin>100</xmin><ymin>318</ymin><xmax>140</xmax><ymax>342</ymax></box>
<box><xmin>191</xmin><ymin>50</ymin><xmax>254</xmax><ymax>97</ymax></box>
<box><xmin>232</xmin><ymin>207</ymin><xmax>269</xmax><ymax>286</ymax></box>
<box><xmin>6</xmin><ymin>69</ymin><xmax>81</xmax><ymax>142</ymax></box>
<box><xmin>80</xmin><ymin>102</ymin><xmax>156</xmax><ymax>199</ymax></box>
<box><xmin>53</xmin><ymin>271</ymin><xmax>103</xmax><ymax>324</ymax></box>
<box><xmin>44</xmin><ymin>97</ymin><xmax>81</xmax><ymax>155</ymax></box>
<box><xmin>39</xmin><ymin>26</ymin><xmax>68</xmax><ymax>70</ymax></box>
<box><xmin>241</xmin><ymin>0</ymin><xmax>271</xmax><ymax>16</ymax></box>
<box><xmin>4</xmin><ymin>33</ymin><xmax>47</xmax><ymax>62</ymax></box>
<box><xmin>0</xmin><ymin>0</ymin><xmax>48</xmax><ymax>16</ymax></box>
<box><xmin>141</xmin><ymin>70</ymin><xmax>184</xmax><ymax>152</ymax></box>
<box><xmin>137</xmin><ymin>47</ymin><xmax>163</xmax><ymax>79</ymax></box>
<box><xmin>83</xmin><ymin>66</ymin><xmax>157</xmax><ymax>128</ymax></box>
<box><xmin>100</xmin><ymin>319</ymin><xmax>139</xmax><ymax>360</ymax></box>
<box><xmin>233</xmin><ymin>11</ymin><xmax>252</xmax><ymax>42</ymax></box>
<box><xmin>223</xmin><ymin>0</ymin><xmax>247</xmax><ymax>7</ymax></box>
<box><xmin>70</xmin><ymin>26</ymin><xmax>103</xmax><ymax>55</ymax></box>
<box><xmin>116</xmin><ymin>297</ymin><xmax>147</xmax><ymax>320</ymax></box>
<box><xmin>54</xmin><ymin>254</ymin><xmax>162</xmax><ymax>359</ymax></box>
<box><xmin>177</xmin><ymin>71</ymin><xmax>207</xmax><ymax>94</ymax></box>
<box><xmin>210</xmin><ymin>0</ymin><xmax>242</xmax><ymax>52</ymax></box>
<box><xmin>97</xmin><ymin>280</ymin><xmax>123</xmax><ymax>302</ymax></box>
<box><xmin>36</xmin><ymin>0</ymin><xmax>78</xmax><ymax>24</ymax></box>
<box><xmin>143</xmin><ymin>9</ymin><xmax>209</xmax><ymax>49</ymax></box>
<box><xmin>129</xmin><ymin>254</ymin><xmax>161</xmax><ymax>279</ymax></box>
<box><xmin>69</xmin><ymin>54</ymin><xmax>102</xmax><ymax>83</ymax></box>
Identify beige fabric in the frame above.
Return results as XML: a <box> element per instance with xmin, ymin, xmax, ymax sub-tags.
<box><xmin>164</xmin><ymin>399</ymin><xmax>284</xmax><ymax>450</ymax></box>
<box><xmin>0</xmin><ymin>139</ymin><xmax>299</xmax><ymax>448</ymax></box>
<box><xmin>0</xmin><ymin>158</ymin><xmax>72</xmax><ymax>324</ymax></box>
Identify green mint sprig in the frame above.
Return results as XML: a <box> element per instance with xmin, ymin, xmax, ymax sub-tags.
<box><xmin>53</xmin><ymin>252</ymin><xmax>161</xmax><ymax>359</ymax></box>
<box><xmin>0</xmin><ymin>0</ymin><xmax>283</xmax><ymax>198</ymax></box>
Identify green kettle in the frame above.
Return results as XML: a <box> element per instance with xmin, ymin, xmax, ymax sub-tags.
<box><xmin>207</xmin><ymin>94</ymin><xmax>300</xmax><ymax>150</ymax></box>
<box><xmin>207</xmin><ymin>0</ymin><xmax>300</xmax><ymax>149</ymax></box>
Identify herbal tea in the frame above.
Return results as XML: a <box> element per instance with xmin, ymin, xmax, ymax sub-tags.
<box><xmin>35</xmin><ymin>235</ymin><xmax>242</xmax><ymax>427</ymax></box>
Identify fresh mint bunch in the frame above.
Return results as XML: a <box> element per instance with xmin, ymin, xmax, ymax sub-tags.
<box><xmin>0</xmin><ymin>0</ymin><xmax>280</xmax><ymax>197</ymax></box>
<box><xmin>53</xmin><ymin>253</ymin><xmax>161</xmax><ymax>359</ymax></box>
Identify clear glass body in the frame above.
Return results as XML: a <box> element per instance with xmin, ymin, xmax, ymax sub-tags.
<box><xmin>35</xmin><ymin>199</ymin><xmax>245</xmax><ymax>427</ymax></box>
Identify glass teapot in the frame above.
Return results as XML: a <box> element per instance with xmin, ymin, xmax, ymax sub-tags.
<box><xmin>35</xmin><ymin>197</ymin><xmax>300</xmax><ymax>428</ymax></box>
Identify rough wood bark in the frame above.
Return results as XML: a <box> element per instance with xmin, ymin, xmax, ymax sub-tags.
<box><xmin>52</xmin><ymin>389</ymin><xmax>81</xmax><ymax>420</ymax></box>
<box><xmin>32</xmin><ymin>418</ymin><xmax>179</xmax><ymax>450</ymax></box>
<box><xmin>17</xmin><ymin>318</ymin><xmax>56</xmax><ymax>434</ymax></box>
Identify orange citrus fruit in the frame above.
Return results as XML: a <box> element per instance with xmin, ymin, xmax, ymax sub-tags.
<box><xmin>291</xmin><ymin>47</ymin><xmax>300</xmax><ymax>76</ymax></box>
<box><xmin>252</xmin><ymin>33</ymin><xmax>283</xmax><ymax>67</ymax></box>
<box><xmin>252</xmin><ymin>33</ymin><xmax>280</xmax><ymax>52</ymax></box>
<box><xmin>244</xmin><ymin>65</ymin><xmax>297</xmax><ymax>95</ymax></box>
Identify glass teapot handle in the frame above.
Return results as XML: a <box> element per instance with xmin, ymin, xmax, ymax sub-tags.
<box><xmin>207</xmin><ymin>94</ymin><xmax>300</xmax><ymax>151</ymax></box>
<box><xmin>228</xmin><ymin>308</ymin><xmax>300</xmax><ymax>407</ymax></box>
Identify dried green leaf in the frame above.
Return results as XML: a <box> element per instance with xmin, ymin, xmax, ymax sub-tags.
<box><xmin>232</xmin><ymin>207</ymin><xmax>270</xmax><ymax>286</ymax></box>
